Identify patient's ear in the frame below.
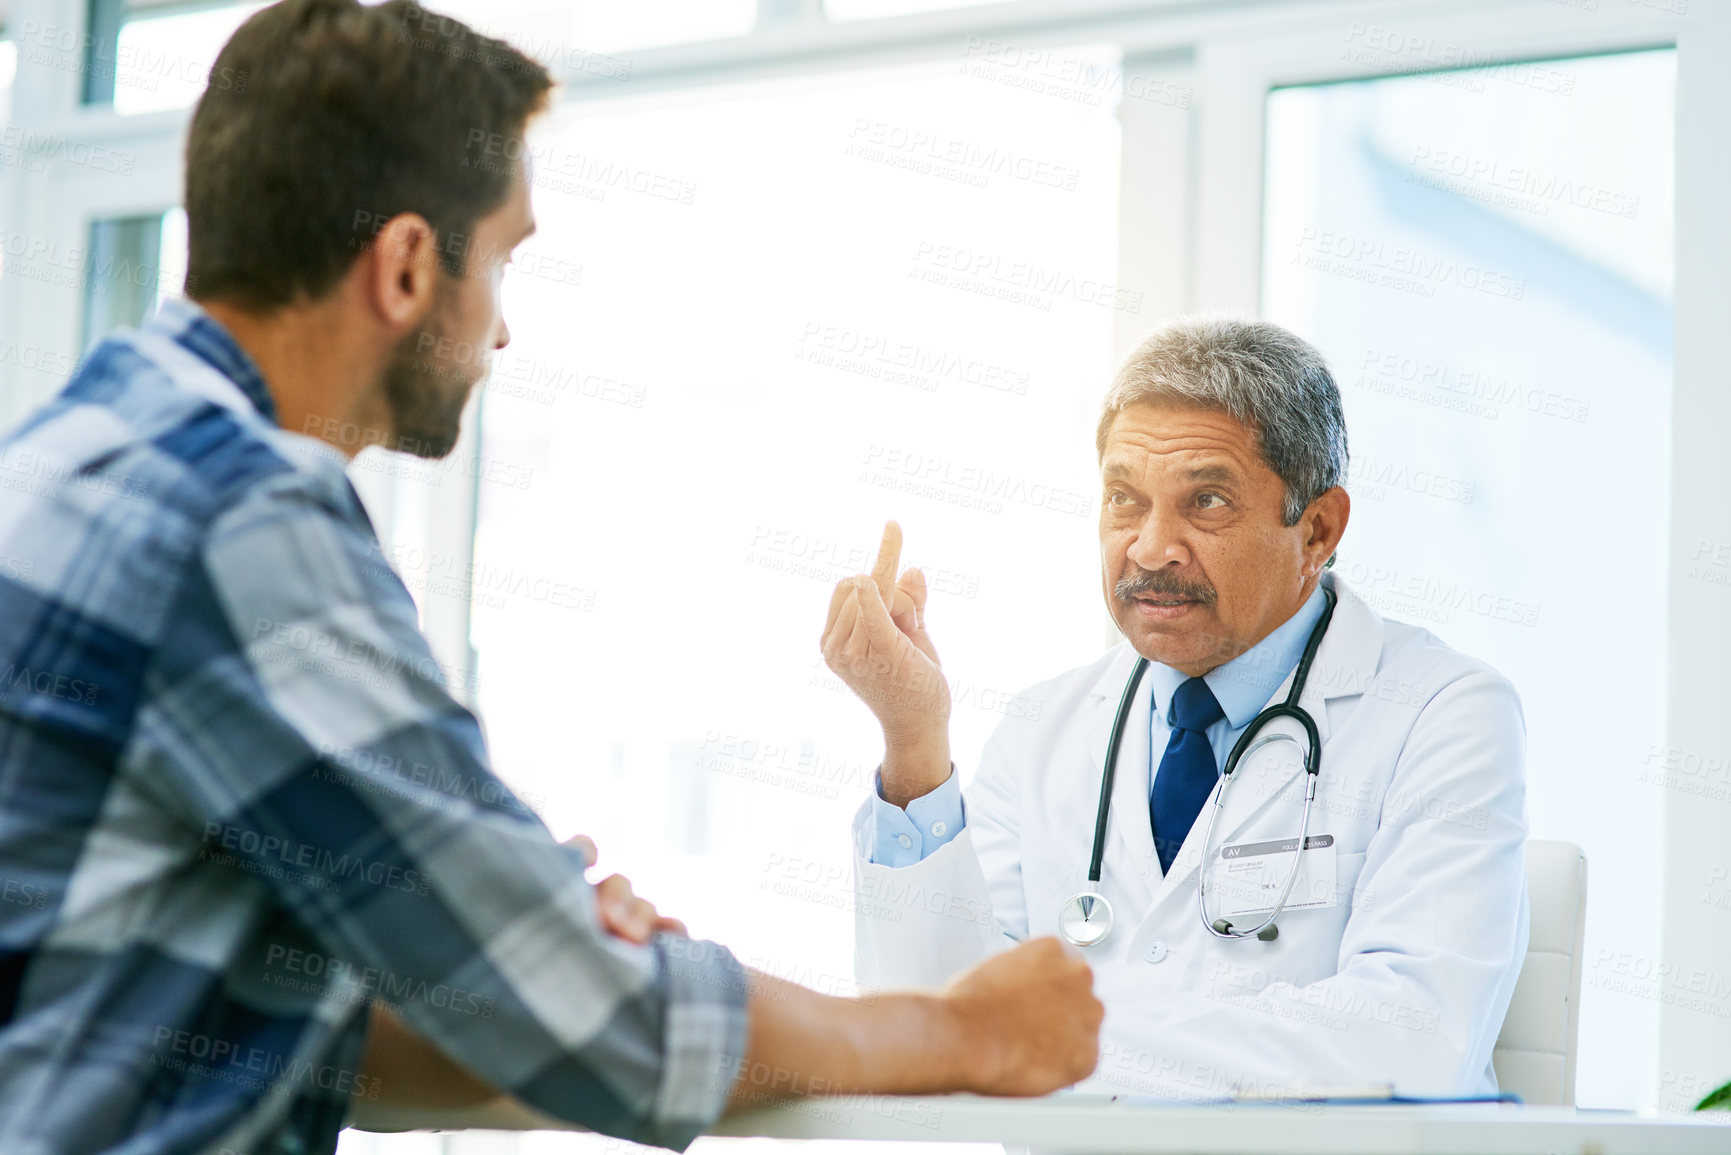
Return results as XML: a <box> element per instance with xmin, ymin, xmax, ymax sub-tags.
<box><xmin>365</xmin><ymin>212</ymin><xmax>440</xmax><ymax>333</ymax></box>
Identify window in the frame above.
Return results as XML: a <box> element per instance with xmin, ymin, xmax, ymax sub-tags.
<box><xmin>79</xmin><ymin>210</ymin><xmax>166</xmax><ymax>347</ymax></box>
<box><xmin>466</xmin><ymin>54</ymin><xmax>1121</xmax><ymax>990</ymax></box>
<box><xmin>431</xmin><ymin>0</ymin><xmax>755</xmax><ymax>57</ymax></box>
<box><xmin>93</xmin><ymin>1</ymin><xmax>268</xmax><ymax>114</ymax></box>
<box><xmin>83</xmin><ymin>0</ymin><xmax>756</xmax><ymax>116</ymax></box>
<box><xmin>1263</xmin><ymin>48</ymin><xmax>1676</xmax><ymax>1108</ymax></box>
<box><xmin>826</xmin><ymin>0</ymin><xmax>1005</xmax><ymax>22</ymax></box>
<box><xmin>0</xmin><ymin>38</ymin><xmax>16</xmax><ymax>126</ymax></box>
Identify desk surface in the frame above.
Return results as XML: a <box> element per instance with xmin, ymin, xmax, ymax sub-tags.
<box><xmin>354</xmin><ymin>1092</ymin><xmax>1731</xmax><ymax>1154</ymax></box>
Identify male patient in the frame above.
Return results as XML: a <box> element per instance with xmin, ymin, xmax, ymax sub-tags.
<box><xmin>822</xmin><ymin>319</ymin><xmax>1529</xmax><ymax>1100</ymax></box>
<box><xmin>0</xmin><ymin>3</ymin><xmax>1101</xmax><ymax>1152</ymax></box>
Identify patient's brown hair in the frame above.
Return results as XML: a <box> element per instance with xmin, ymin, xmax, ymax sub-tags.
<box><xmin>184</xmin><ymin>0</ymin><xmax>552</xmax><ymax>308</ymax></box>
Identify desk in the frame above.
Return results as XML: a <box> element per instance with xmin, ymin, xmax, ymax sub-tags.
<box><xmin>352</xmin><ymin>1093</ymin><xmax>1731</xmax><ymax>1154</ymax></box>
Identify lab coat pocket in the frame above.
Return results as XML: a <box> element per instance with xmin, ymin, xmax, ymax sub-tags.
<box><xmin>1025</xmin><ymin>870</ymin><xmax>1076</xmax><ymax>941</ymax></box>
<box><xmin>1235</xmin><ymin>850</ymin><xmax>1369</xmax><ymax>986</ymax></box>
<box><xmin>1335</xmin><ymin>850</ymin><xmax>1372</xmax><ymax>915</ymax></box>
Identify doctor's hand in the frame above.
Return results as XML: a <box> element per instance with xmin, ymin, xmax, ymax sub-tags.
<box><xmin>821</xmin><ymin>521</ymin><xmax>953</xmax><ymax>807</ymax></box>
<box><xmin>566</xmin><ymin>835</ymin><xmax>688</xmax><ymax>945</ymax></box>
<box><xmin>944</xmin><ymin>938</ymin><xmax>1104</xmax><ymax>1094</ymax></box>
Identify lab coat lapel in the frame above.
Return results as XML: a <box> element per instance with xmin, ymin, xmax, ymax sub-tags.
<box><xmin>1138</xmin><ymin>573</ymin><xmax>1385</xmax><ymax>912</ymax></box>
<box><xmin>1207</xmin><ymin>573</ymin><xmax>1385</xmax><ymax>852</ymax></box>
<box><xmin>1083</xmin><ymin>644</ymin><xmax>1161</xmax><ymax>907</ymax></box>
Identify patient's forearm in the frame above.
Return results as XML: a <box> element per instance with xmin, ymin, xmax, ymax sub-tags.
<box><xmin>358</xmin><ymin>1003</ymin><xmax>501</xmax><ymax>1109</ymax></box>
<box><xmin>356</xmin><ymin>975</ymin><xmax>973</xmax><ymax>1116</ymax></box>
<box><xmin>728</xmin><ymin>970</ymin><xmax>969</xmax><ymax>1110</ymax></box>
<box><xmin>353</xmin><ymin>939</ymin><xmax>1099</xmax><ymax>1117</ymax></box>
<box><xmin>731</xmin><ymin>937</ymin><xmax>1099</xmax><ymax>1107</ymax></box>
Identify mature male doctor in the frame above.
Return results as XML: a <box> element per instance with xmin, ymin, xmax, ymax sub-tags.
<box><xmin>820</xmin><ymin>317</ymin><xmax>1530</xmax><ymax>1100</ymax></box>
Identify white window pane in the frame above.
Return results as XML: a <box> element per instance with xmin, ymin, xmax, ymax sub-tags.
<box><xmin>76</xmin><ymin>208</ymin><xmax>185</xmax><ymax>349</ymax></box>
<box><xmin>156</xmin><ymin>207</ymin><xmax>188</xmax><ymax>317</ymax></box>
<box><xmin>108</xmin><ymin>0</ymin><xmax>753</xmax><ymax>117</ymax></box>
<box><xmin>1263</xmin><ymin>48</ymin><xmax>1676</xmax><ymax>1110</ymax></box>
<box><xmin>570</xmin><ymin>0</ymin><xmax>754</xmax><ymax>53</ymax></box>
<box><xmin>80</xmin><ymin>213</ymin><xmax>162</xmax><ymax>349</ymax></box>
<box><xmin>471</xmin><ymin>53</ymin><xmax>1120</xmax><ymax>985</ymax></box>
<box><xmin>0</xmin><ymin>40</ymin><xmax>16</xmax><ymax>128</ymax></box>
<box><xmin>432</xmin><ymin>0</ymin><xmax>754</xmax><ymax>58</ymax></box>
<box><xmin>827</xmin><ymin>0</ymin><xmax>1005</xmax><ymax>22</ymax></box>
<box><xmin>112</xmin><ymin>3</ymin><xmax>268</xmax><ymax>116</ymax></box>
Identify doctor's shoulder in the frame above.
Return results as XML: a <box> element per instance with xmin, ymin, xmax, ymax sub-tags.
<box><xmin>1358</xmin><ymin>618</ymin><xmax>1527</xmax><ymax>809</ymax></box>
<box><xmin>1359</xmin><ymin>620</ymin><xmax>1528</xmax><ymax>846</ymax></box>
<box><xmin>1368</xmin><ymin>616</ymin><xmax>1522</xmax><ymax>716</ymax></box>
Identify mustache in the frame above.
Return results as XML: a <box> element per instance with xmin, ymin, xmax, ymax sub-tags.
<box><xmin>1114</xmin><ymin>568</ymin><xmax>1218</xmax><ymax>605</ymax></box>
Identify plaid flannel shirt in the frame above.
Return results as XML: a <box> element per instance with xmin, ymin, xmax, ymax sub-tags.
<box><xmin>0</xmin><ymin>299</ymin><xmax>747</xmax><ymax>1155</ymax></box>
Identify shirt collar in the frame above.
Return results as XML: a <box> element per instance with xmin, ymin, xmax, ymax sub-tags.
<box><xmin>145</xmin><ymin>297</ymin><xmax>278</xmax><ymax>425</ymax></box>
<box><xmin>1146</xmin><ymin>582</ymin><xmax>1330</xmax><ymax>730</ymax></box>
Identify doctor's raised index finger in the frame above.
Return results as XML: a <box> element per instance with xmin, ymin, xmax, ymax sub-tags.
<box><xmin>871</xmin><ymin>520</ymin><xmax>903</xmax><ymax>605</ymax></box>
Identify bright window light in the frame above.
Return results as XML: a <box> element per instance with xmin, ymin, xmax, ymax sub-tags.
<box><xmin>467</xmin><ymin>50</ymin><xmax>1122</xmax><ymax>991</ymax></box>
<box><xmin>0</xmin><ymin>40</ymin><xmax>17</xmax><ymax>125</ymax></box>
<box><xmin>430</xmin><ymin>0</ymin><xmax>755</xmax><ymax>58</ymax></box>
<box><xmin>106</xmin><ymin>0</ymin><xmax>757</xmax><ymax>116</ymax></box>
<box><xmin>570</xmin><ymin>0</ymin><xmax>755</xmax><ymax>53</ymax></box>
<box><xmin>111</xmin><ymin>3</ymin><xmax>268</xmax><ymax>116</ymax></box>
<box><xmin>1263</xmin><ymin>48</ymin><xmax>1676</xmax><ymax>1110</ymax></box>
<box><xmin>827</xmin><ymin>0</ymin><xmax>1006</xmax><ymax>21</ymax></box>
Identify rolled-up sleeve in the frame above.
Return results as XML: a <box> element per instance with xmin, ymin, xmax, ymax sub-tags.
<box><xmin>140</xmin><ymin>469</ymin><xmax>746</xmax><ymax>1148</ymax></box>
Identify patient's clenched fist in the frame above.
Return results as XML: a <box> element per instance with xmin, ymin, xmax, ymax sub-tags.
<box><xmin>943</xmin><ymin>937</ymin><xmax>1104</xmax><ymax>1095</ymax></box>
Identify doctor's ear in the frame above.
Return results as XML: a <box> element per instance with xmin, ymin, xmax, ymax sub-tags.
<box><xmin>1299</xmin><ymin>487</ymin><xmax>1350</xmax><ymax>577</ymax></box>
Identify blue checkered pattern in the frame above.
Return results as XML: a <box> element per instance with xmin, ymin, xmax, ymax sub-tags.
<box><xmin>0</xmin><ymin>299</ymin><xmax>747</xmax><ymax>1155</ymax></box>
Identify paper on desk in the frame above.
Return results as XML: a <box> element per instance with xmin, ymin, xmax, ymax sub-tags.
<box><xmin>1231</xmin><ymin>1082</ymin><xmax>1394</xmax><ymax>1101</ymax></box>
<box><xmin>1099</xmin><ymin>1087</ymin><xmax>1522</xmax><ymax>1107</ymax></box>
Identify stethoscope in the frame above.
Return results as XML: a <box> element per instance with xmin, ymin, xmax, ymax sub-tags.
<box><xmin>1058</xmin><ymin>586</ymin><xmax>1337</xmax><ymax>948</ymax></box>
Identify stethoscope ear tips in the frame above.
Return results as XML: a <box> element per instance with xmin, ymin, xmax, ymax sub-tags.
<box><xmin>1211</xmin><ymin>919</ymin><xmax>1233</xmax><ymax>935</ymax></box>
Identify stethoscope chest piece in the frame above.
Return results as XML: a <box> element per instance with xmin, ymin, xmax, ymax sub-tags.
<box><xmin>1059</xmin><ymin>890</ymin><xmax>1113</xmax><ymax>946</ymax></box>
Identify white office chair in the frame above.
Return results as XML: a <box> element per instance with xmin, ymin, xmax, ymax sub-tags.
<box><xmin>1492</xmin><ymin>840</ymin><xmax>1587</xmax><ymax>1106</ymax></box>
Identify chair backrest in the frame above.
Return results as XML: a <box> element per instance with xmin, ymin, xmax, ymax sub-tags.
<box><xmin>1492</xmin><ymin>840</ymin><xmax>1587</xmax><ymax>1106</ymax></box>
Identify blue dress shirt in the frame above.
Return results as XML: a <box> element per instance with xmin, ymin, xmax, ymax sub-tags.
<box><xmin>865</xmin><ymin>584</ymin><xmax>1329</xmax><ymax>866</ymax></box>
<box><xmin>1142</xmin><ymin>583</ymin><xmax>1330</xmax><ymax>780</ymax></box>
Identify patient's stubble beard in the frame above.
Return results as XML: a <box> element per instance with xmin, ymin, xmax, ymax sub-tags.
<box><xmin>382</xmin><ymin>288</ymin><xmax>480</xmax><ymax>461</ymax></box>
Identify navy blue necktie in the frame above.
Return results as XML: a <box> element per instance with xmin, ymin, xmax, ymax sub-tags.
<box><xmin>1150</xmin><ymin>677</ymin><xmax>1225</xmax><ymax>874</ymax></box>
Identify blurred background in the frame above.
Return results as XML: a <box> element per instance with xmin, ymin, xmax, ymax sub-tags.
<box><xmin>2</xmin><ymin>0</ymin><xmax>1726</xmax><ymax>1149</ymax></box>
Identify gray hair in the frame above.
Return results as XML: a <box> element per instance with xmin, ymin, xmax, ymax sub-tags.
<box><xmin>1096</xmin><ymin>316</ymin><xmax>1348</xmax><ymax>525</ymax></box>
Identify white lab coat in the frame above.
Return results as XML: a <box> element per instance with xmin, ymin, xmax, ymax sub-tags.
<box><xmin>851</xmin><ymin>572</ymin><xmax>1529</xmax><ymax>1099</ymax></box>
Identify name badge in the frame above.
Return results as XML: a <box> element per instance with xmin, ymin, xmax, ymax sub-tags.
<box><xmin>1214</xmin><ymin>833</ymin><xmax>1338</xmax><ymax>918</ymax></box>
